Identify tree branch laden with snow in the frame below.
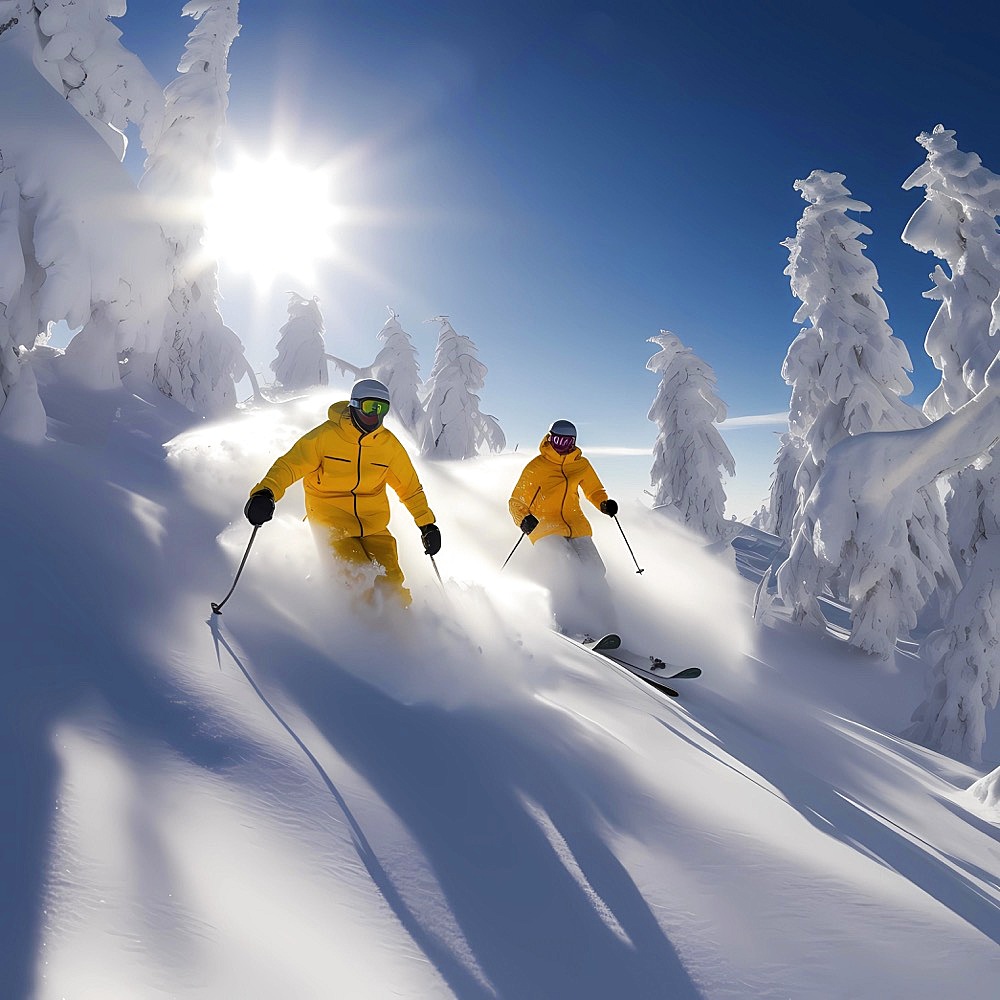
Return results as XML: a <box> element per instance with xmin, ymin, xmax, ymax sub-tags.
<box><xmin>778</xmin><ymin>371</ymin><xmax>1000</xmax><ymax>666</ymax></box>
<box><xmin>31</xmin><ymin>0</ymin><xmax>165</xmax><ymax>159</ymax></box>
<box><xmin>0</xmin><ymin>17</ymin><xmax>169</xmax><ymax>398</ymax></box>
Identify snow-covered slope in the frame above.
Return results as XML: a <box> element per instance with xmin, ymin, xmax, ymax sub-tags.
<box><xmin>4</xmin><ymin>372</ymin><xmax>1000</xmax><ymax>1000</ymax></box>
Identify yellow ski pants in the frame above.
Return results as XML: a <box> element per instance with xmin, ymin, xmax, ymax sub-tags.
<box><xmin>313</xmin><ymin>524</ymin><xmax>411</xmax><ymax>606</ymax></box>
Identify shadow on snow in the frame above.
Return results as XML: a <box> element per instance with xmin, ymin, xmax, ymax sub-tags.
<box><xmin>216</xmin><ymin>616</ymin><xmax>701</xmax><ymax>1000</ymax></box>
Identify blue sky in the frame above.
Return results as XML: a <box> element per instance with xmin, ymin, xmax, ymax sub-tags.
<box><xmin>115</xmin><ymin>1</ymin><xmax>1000</xmax><ymax>516</ymax></box>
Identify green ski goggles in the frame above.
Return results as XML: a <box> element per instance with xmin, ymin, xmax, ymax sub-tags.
<box><xmin>356</xmin><ymin>398</ymin><xmax>390</xmax><ymax>416</ymax></box>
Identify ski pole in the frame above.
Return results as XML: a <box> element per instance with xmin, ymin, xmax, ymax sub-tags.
<box><xmin>500</xmin><ymin>532</ymin><xmax>527</xmax><ymax>571</ymax></box>
<box><xmin>428</xmin><ymin>551</ymin><xmax>445</xmax><ymax>588</ymax></box>
<box><xmin>211</xmin><ymin>525</ymin><xmax>260</xmax><ymax>615</ymax></box>
<box><xmin>501</xmin><ymin>486</ymin><xmax>540</xmax><ymax>571</ymax></box>
<box><xmin>613</xmin><ymin>515</ymin><xmax>644</xmax><ymax>575</ymax></box>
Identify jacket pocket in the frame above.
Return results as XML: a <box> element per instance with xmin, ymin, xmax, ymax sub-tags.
<box><xmin>318</xmin><ymin>455</ymin><xmax>353</xmax><ymax>490</ymax></box>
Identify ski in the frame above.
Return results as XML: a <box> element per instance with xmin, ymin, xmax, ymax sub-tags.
<box><xmin>561</xmin><ymin>632</ymin><xmax>698</xmax><ymax>699</ymax></box>
<box><xmin>583</xmin><ymin>634</ymin><xmax>701</xmax><ymax>681</ymax></box>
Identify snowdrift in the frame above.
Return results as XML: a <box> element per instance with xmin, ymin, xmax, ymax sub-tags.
<box><xmin>3</xmin><ymin>375</ymin><xmax>1000</xmax><ymax>1000</ymax></box>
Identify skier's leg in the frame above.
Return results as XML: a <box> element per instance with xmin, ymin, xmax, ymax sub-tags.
<box><xmin>329</xmin><ymin>535</ymin><xmax>372</xmax><ymax>570</ymax></box>
<box><xmin>567</xmin><ymin>536</ymin><xmax>617</xmax><ymax>635</ymax></box>
<box><xmin>309</xmin><ymin>521</ymin><xmax>380</xmax><ymax>597</ymax></box>
<box><xmin>567</xmin><ymin>536</ymin><xmax>607</xmax><ymax>575</ymax></box>
<box><xmin>532</xmin><ymin>535</ymin><xmax>584</xmax><ymax>634</ymax></box>
<box><xmin>359</xmin><ymin>532</ymin><xmax>412</xmax><ymax>607</ymax></box>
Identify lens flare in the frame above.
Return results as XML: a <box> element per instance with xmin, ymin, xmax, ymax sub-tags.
<box><xmin>205</xmin><ymin>151</ymin><xmax>339</xmax><ymax>289</ymax></box>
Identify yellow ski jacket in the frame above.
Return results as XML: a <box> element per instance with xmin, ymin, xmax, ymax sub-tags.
<box><xmin>509</xmin><ymin>437</ymin><xmax>609</xmax><ymax>542</ymax></box>
<box><xmin>250</xmin><ymin>401</ymin><xmax>435</xmax><ymax>539</ymax></box>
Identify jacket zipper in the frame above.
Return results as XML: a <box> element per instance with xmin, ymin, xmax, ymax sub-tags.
<box><xmin>559</xmin><ymin>456</ymin><xmax>572</xmax><ymax>536</ymax></box>
<box><xmin>352</xmin><ymin>440</ymin><xmax>364</xmax><ymax>536</ymax></box>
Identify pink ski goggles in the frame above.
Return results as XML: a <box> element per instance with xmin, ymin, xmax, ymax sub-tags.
<box><xmin>550</xmin><ymin>433</ymin><xmax>576</xmax><ymax>454</ymax></box>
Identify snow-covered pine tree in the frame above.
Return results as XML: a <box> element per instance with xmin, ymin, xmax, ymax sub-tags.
<box><xmin>270</xmin><ymin>293</ymin><xmax>327</xmax><ymax>391</ymax></box>
<box><xmin>420</xmin><ymin>316</ymin><xmax>505</xmax><ymax>460</ymax></box>
<box><xmin>31</xmin><ymin>0</ymin><xmax>164</xmax><ymax>159</ymax></box>
<box><xmin>781</xmin><ymin>171</ymin><xmax>920</xmax><ymax>509</ymax></box>
<box><xmin>901</xmin><ymin>125</ymin><xmax>1000</xmax><ymax>591</ymax></box>
<box><xmin>0</xmin><ymin>7</ymin><xmax>168</xmax><ymax>404</ymax></box>
<box><xmin>902</xmin><ymin>125</ymin><xmax>1000</xmax><ymax>421</ymax></box>
<box><xmin>370</xmin><ymin>308</ymin><xmax>425</xmax><ymax>440</ymax></box>
<box><xmin>906</xmin><ymin>539</ymin><xmax>1000</xmax><ymax>763</ymax></box>
<box><xmin>0</xmin><ymin>159</ymin><xmax>46</xmax><ymax>442</ymax></box>
<box><xmin>899</xmin><ymin>125</ymin><xmax>1000</xmax><ymax>760</ymax></box>
<box><xmin>775</xmin><ymin>170</ymin><xmax>952</xmax><ymax>655</ymax></box>
<box><xmin>756</xmin><ymin>431</ymin><xmax>806</xmax><ymax>540</ymax></box>
<box><xmin>646</xmin><ymin>331</ymin><xmax>735</xmax><ymax>541</ymax></box>
<box><xmin>139</xmin><ymin>0</ymin><xmax>257</xmax><ymax>416</ymax></box>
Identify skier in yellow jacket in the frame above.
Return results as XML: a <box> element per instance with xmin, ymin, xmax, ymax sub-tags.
<box><xmin>245</xmin><ymin>378</ymin><xmax>440</xmax><ymax>606</ymax></box>
<box><xmin>509</xmin><ymin>419</ymin><xmax>618</xmax><ymax>635</ymax></box>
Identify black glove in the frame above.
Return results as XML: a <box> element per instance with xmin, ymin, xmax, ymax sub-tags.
<box><xmin>244</xmin><ymin>488</ymin><xmax>275</xmax><ymax>526</ymax></box>
<box><xmin>600</xmin><ymin>499</ymin><xmax>618</xmax><ymax>517</ymax></box>
<box><xmin>420</xmin><ymin>522</ymin><xmax>441</xmax><ymax>556</ymax></box>
<box><xmin>520</xmin><ymin>514</ymin><xmax>539</xmax><ymax>535</ymax></box>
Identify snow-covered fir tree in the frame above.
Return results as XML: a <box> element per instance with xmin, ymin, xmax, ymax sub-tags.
<box><xmin>30</xmin><ymin>0</ymin><xmax>164</xmax><ymax>159</ymax></box>
<box><xmin>902</xmin><ymin>125</ymin><xmax>1000</xmax><ymax>421</ymax></box>
<box><xmin>139</xmin><ymin>0</ymin><xmax>256</xmax><ymax>416</ymax></box>
<box><xmin>775</xmin><ymin>170</ymin><xmax>952</xmax><ymax>655</ymax></box>
<box><xmin>906</xmin><ymin>538</ymin><xmax>1000</xmax><ymax>763</ymax></box>
<box><xmin>780</xmin><ymin>170</ymin><xmax>919</xmax><ymax>508</ymax></box>
<box><xmin>755</xmin><ymin>431</ymin><xmax>806</xmax><ymax>540</ymax></box>
<box><xmin>899</xmin><ymin>125</ymin><xmax>1000</xmax><ymax>760</ymax></box>
<box><xmin>646</xmin><ymin>331</ymin><xmax>735</xmax><ymax>541</ymax></box>
<box><xmin>270</xmin><ymin>293</ymin><xmax>327</xmax><ymax>391</ymax></box>
<box><xmin>370</xmin><ymin>308</ymin><xmax>425</xmax><ymax>440</ymax></box>
<box><xmin>0</xmin><ymin>158</ymin><xmax>46</xmax><ymax>443</ymax></box>
<box><xmin>901</xmin><ymin>125</ymin><xmax>1000</xmax><ymax>592</ymax></box>
<box><xmin>0</xmin><ymin>6</ymin><xmax>168</xmax><ymax>412</ymax></box>
<box><xmin>420</xmin><ymin>316</ymin><xmax>505</xmax><ymax>460</ymax></box>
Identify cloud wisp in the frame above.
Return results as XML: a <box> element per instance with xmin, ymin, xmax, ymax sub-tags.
<box><xmin>587</xmin><ymin>413</ymin><xmax>789</xmax><ymax>457</ymax></box>
<box><xmin>718</xmin><ymin>412</ymin><xmax>789</xmax><ymax>429</ymax></box>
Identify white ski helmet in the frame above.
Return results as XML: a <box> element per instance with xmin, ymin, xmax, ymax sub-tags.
<box><xmin>350</xmin><ymin>378</ymin><xmax>391</xmax><ymax>407</ymax></box>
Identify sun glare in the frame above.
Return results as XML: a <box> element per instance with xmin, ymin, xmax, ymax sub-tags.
<box><xmin>205</xmin><ymin>152</ymin><xmax>339</xmax><ymax>289</ymax></box>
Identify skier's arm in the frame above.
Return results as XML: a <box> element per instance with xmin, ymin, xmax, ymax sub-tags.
<box><xmin>250</xmin><ymin>426</ymin><xmax>324</xmax><ymax>502</ymax></box>
<box><xmin>509</xmin><ymin>462</ymin><xmax>540</xmax><ymax>526</ymax></box>
<box><xmin>386</xmin><ymin>442</ymin><xmax>435</xmax><ymax>527</ymax></box>
<box><xmin>580</xmin><ymin>460</ymin><xmax>609</xmax><ymax>510</ymax></box>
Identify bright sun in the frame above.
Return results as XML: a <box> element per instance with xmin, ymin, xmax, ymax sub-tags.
<box><xmin>204</xmin><ymin>151</ymin><xmax>339</xmax><ymax>289</ymax></box>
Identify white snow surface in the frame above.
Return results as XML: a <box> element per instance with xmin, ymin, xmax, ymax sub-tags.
<box><xmin>6</xmin><ymin>371</ymin><xmax>1000</xmax><ymax>1000</ymax></box>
